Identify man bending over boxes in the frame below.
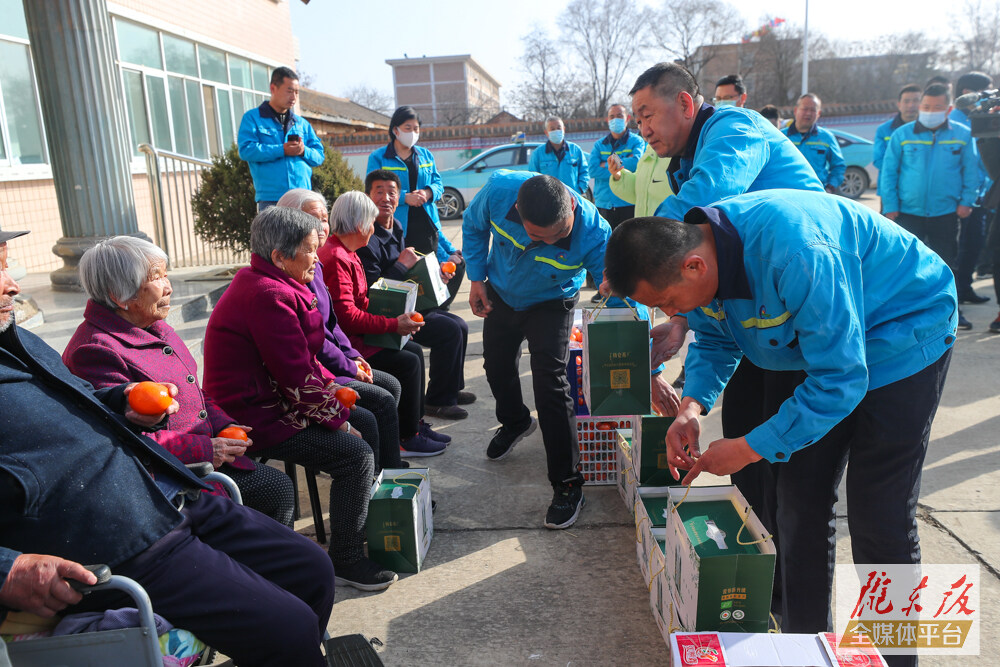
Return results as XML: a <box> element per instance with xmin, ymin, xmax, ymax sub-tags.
<box><xmin>604</xmin><ymin>189</ymin><xmax>956</xmax><ymax>667</ymax></box>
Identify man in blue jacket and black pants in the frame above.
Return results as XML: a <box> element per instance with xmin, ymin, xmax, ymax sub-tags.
<box><xmin>605</xmin><ymin>191</ymin><xmax>956</xmax><ymax>667</ymax></box>
<box><xmin>238</xmin><ymin>67</ymin><xmax>325</xmax><ymax>211</ymax></box>
<box><xmin>463</xmin><ymin>171</ymin><xmax>676</xmax><ymax>530</ymax></box>
<box><xmin>783</xmin><ymin>93</ymin><xmax>846</xmax><ymax>194</ymax></box>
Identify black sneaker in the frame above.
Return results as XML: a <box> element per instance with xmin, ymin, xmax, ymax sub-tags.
<box><xmin>990</xmin><ymin>313</ymin><xmax>1000</xmax><ymax>333</ymax></box>
<box><xmin>334</xmin><ymin>557</ymin><xmax>398</xmax><ymax>592</ymax></box>
<box><xmin>424</xmin><ymin>404</ymin><xmax>468</xmax><ymax>419</ymax></box>
<box><xmin>959</xmin><ymin>290</ymin><xmax>989</xmax><ymax>304</ymax></box>
<box><xmin>544</xmin><ymin>482</ymin><xmax>585</xmax><ymax>529</ymax></box>
<box><xmin>958</xmin><ymin>313</ymin><xmax>973</xmax><ymax>330</ymax></box>
<box><xmin>486</xmin><ymin>417</ymin><xmax>537</xmax><ymax>461</ymax></box>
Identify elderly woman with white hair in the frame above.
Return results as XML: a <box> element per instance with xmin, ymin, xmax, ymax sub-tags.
<box><xmin>275</xmin><ymin>188</ymin><xmax>403</xmax><ymax>472</ymax></box>
<box><xmin>202</xmin><ymin>206</ymin><xmax>397</xmax><ymax>591</ymax></box>
<box><xmin>317</xmin><ymin>191</ymin><xmax>448</xmax><ymax>457</ymax></box>
<box><xmin>62</xmin><ymin>236</ymin><xmax>296</xmax><ymax>526</ymax></box>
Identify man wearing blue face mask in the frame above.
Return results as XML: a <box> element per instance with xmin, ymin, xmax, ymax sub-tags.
<box><xmin>589</xmin><ymin>104</ymin><xmax>647</xmax><ymax>229</ymax></box>
<box><xmin>528</xmin><ymin>116</ymin><xmax>590</xmax><ymax>194</ymax></box>
<box><xmin>713</xmin><ymin>74</ymin><xmax>747</xmax><ymax>109</ymax></box>
<box><xmin>880</xmin><ymin>83</ymin><xmax>980</xmax><ymax>329</ymax></box>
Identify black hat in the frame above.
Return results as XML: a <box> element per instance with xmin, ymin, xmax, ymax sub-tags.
<box><xmin>0</xmin><ymin>230</ymin><xmax>29</xmax><ymax>243</ymax></box>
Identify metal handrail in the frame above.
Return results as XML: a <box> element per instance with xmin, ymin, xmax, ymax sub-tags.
<box><xmin>138</xmin><ymin>144</ymin><xmax>246</xmax><ymax>269</ymax></box>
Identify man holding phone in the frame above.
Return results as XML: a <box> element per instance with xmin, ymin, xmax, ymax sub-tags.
<box><xmin>238</xmin><ymin>67</ymin><xmax>325</xmax><ymax>211</ymax></box>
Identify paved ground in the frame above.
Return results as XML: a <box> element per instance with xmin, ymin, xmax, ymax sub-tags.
<box><xmin>21</xmin><ymin>191</ymin><xmax>1000</xmax><ymax>664</ymax></box>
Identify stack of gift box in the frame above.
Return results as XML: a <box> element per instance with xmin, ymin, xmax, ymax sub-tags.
<box><xmin>579</xmin><ymin>305</ymin><xmax>885</xmax><ymax>665</ymax></box>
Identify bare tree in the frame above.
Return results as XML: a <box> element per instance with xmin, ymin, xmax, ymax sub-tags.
<box><xmin>558</xmin><ymin>0</ymin><xmax>648</xmax><ymax>117</ymax></box>
<box><xmin>510</xmin><ymin>28</ymin><xmax>589</xmax><ymax>120</ymax></box>
<box><xmin>647</xmin><ymin>0</ymin><xmax>745</xmax><ymax>85</ymax></box>
<box><xmin>948</xmin><ymin>0</ymin><xmax>1000</xmax><ymax>75</ymax></box>
<box><xmin>342</xmin><ymin>85</ymin><xmax>395</xmax><ymax>116</ymax></box>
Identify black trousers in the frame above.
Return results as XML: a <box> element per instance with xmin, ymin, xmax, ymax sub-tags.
<box><xmin>896</xmin><ymin>213</ymin><xmax>960</xmax><ymax>269</ymax></box>
<box><xmin>482</xmin><ymin>284</ymin><xmax>581</xmax><ymax>487</ymax></box>
<box><xmin>988</xmin><ymin>208</ymin><xmax>1000</xmax><ymax>301</ymax></box>
<box><xmin>598</xmin><ymin>205</ymin><xmax>635</xmax><ymax>230</ymax></box>
<box><xmin>721</xmin><ymin>358</ymin><xmax>806</xmax><ymax>615</ymax></box>
<box><xmin>111</xmin><ymin>494</ymin><xmax>335</xmax><ymax>666</ymax></box>
<box><xmin>776</xmin><ymin>349</ymin><xmax>951</xmax><ymax>667</ymax></box>
<box><xmin>957</xmin><ymin>207</ymin><xmax>988</xmax><ymax>294</ymax></box>
<box><xmin>411</xmin><ymin>308</ymin><xmax>468</xmax><ymax>406</ymax></box>
<box><xmin>369</xmin><ymin>340</ymin><xmax>425</xmax><ymax>439</ymax></box>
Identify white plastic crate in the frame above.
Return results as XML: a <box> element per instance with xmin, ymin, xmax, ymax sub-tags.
<box><xmin>576</xmin><ymin>415</ymin><xmax>634</xmax><ymax>485</ymax></box>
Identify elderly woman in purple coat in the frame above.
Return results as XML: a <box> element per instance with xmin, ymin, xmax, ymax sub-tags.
<box><xmin>62</xmin><ymin>236</ymin><xmax>295</xmax><ymax>526</ymax></box>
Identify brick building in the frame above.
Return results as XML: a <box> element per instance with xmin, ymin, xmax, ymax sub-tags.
<box><xmin>386</xmin><ymin>54</ymin><xmax>501</xmax><ymax>127</ymax></box>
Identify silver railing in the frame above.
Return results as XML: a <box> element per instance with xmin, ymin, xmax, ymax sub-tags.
<box><xmin>138</xmin><ymin>144</ymin><xmax>249</xmax><ymax>268</ymax></box>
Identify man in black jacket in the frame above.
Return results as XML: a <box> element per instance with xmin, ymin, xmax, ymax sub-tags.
<box><xmin>0</xmin><ymin>231</ymin><xmax>334</xmax><ymax>667</ymax></box>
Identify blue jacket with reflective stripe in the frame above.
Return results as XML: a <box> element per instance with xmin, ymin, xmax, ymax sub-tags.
<box><xmin>589</xmin><ymin>131</ymin><xmax>646</xmax><ymax>208</ymax></box>
<box><xmin>528</xmin><ymin>140</ymin><xmax>590</xmax><ymax>194</ymax></box>
<box><xmin>655</xmin><ymin>106</ymin><xmax>824</xmax><ymax>220</ymax></box>
<box><xmin>878</xmin><ymin>119</ymin><xmax>980</xmax><ymax>217</ymax></box>
<box><xmin>873</xmin><ymin>113</ymin><xmax>905</xmax><ymax>173</ymax></box>
<box><xmin>782</xmin><ymin>124</ymin><xmax>847</xmax><ymax>188</ymax></box>
<box><xmin>238</xmin><ymin>104</ymin><xmax>324</xmax><ymax>202</ymax></box>
<box><xmin>680</xmin><ymin>190</ymin><xmax>957</xmax><ymax>463</ymax></box>
<box><xmin>366</xmin><ymin>143</ymin><xmax>457</xmax><ymax>262</ymax></box>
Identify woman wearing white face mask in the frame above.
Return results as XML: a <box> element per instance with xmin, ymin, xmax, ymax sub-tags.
<box><xmin>366</xmin><ymin>106</ymin><xmax>464</xmax><ymax>306</ymax></box>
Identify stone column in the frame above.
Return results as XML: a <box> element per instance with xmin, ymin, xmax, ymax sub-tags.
<box><xmin>23</xmin><ymin>0</ymin><xmax>144</xmax><ymax>291</ymax></box>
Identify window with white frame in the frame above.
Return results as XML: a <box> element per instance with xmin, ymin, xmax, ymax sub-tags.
<box><xmin>113</xmin><ymin>17</ymin><xmax>273</xmax><ymax>160</ymax></box>
<box><xmin>0</xmin><ymin>0</ymin><xmax>48</xmax><ymax>167</ymax></box>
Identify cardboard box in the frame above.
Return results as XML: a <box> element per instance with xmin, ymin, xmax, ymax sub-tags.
<box><xmin>581</xmin><ymin>306</ymin><xmax>651</xmax><ymax>416</ymax></box>
<box><xmin>616</xmin><ymin>429</ymin><xmax>636</xmax><ymax>510</ymax></box>
<box><xmin>365</xmin><ymin>468</ymin><xmax>433</xmax><ymax>573</ymax></box>
<box><xmin>576</xmin><ymin>416</ymin><xmax>632</xmax><ymax>485</ymax></box>
<box><xmin>634</xmin><ymin>486</ymin><xmax>676</xmax><ymax>586</ymax></box>
<box><xmin>663</xmin><ymin>486</ymin><xmax>776</xmax><ymax>633</ymax></box>
<box><xmin>669</xmin><ymin>631</ymin><xmax>888</xmax><ymax>667</ymax></box>
<box><xmin>364</xmin><ymin>278</ymin><xmax>418</xmax><ymax>350</ymax></box>
<box><xmin>651</xmin><ymin>560</ymin><xmax>690</xmax><ymax>645</ymax></box>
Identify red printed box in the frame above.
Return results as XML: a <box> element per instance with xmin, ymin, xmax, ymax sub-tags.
<box><xmin>577</xmin><ymin>416</ymin><xmax>633</xmax><ymax>485</ymax></box>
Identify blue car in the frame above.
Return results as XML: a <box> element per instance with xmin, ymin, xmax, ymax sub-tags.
<box><xmin>830</xmin><ymin>129</ymin><xmax>875</xmax><ymax>199</ymax></box>
<box><xmin>436</xmin><ymin>142</ymin><xmax>542</xmax><ymax>219</ymax></box>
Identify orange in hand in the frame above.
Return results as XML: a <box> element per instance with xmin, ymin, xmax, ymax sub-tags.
<box><xmin>410</xmin><ymin>312</ymin><xmax>424</xmax><ymax>323</ymax></box>
<box><xmin>441</xmin><ymin>261</ymin><xmax>457</xmax><ymax>274</ymax></box>
<box><xmin>128</xmin><ymin>381</ymin><xmax>172</xmax><ymax>415</ymax></box>
<box><xmin>335</xmin><ymin>386</ymin><xmax>359</xmax><ymax>409</ymax></box>
<box><xmin>218</xmin><ymin>426</ymin><xmax>248</xmax><ymax>441</ymax></box>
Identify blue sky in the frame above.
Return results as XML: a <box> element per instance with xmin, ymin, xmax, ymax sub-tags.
<box><xmin>290</xmin><ymin>1</ymin><xmax>939</xmax><ymax>105</ymax></box>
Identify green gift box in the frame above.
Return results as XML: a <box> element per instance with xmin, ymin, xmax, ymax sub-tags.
<box><xmin>581</xmin><ymin>306</ymin><xmax>651</xmax><ymax>416</ymax></box>
<box><xmin>661</xmin><ymin>485</ymin><xmax>776</xmax><ymax>633</ymax></box>
<box><xmin>404</xmin><ymin>253</ymin><xmax>450</xmax><ymax>311</ymax></box>
<box><xmin>365</xmin><ymin>468</ymin><xmax>433</xmax><ymax>573</ymax></box>
<box><xmin>364</xmin><ymin>278</ymin><xmax>418</xmax><ymax>350</ymax></box>
<box><xmin>633</xmin><ymin>415</ymin><xmax>687</xmax><ymax>487</ymax></box>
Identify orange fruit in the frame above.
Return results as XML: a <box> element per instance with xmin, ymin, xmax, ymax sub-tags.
<box><xmin>128</xmin><ymin>381</ymin><xmax>172</xmax><ymax>415</ymax></box>
<box><xmin>335</xmin><ymin>386</ymin><xmax>359</xmax><ymax>409</ymax></box>
<box><xmin>218</xmin><ymin>426</ymin><xmax>248</xmax><ymax>441</ymax></box>
<box><xmin>441</xmin><ymin>261</ymin><xmax>456</xmax><ymax>273</ymax></box>
<box><xmin>410</xmin><ymin>312</ymin><xmax>424</xmax><ymax>323</ymax></box>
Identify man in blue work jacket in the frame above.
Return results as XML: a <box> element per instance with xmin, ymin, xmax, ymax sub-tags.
<box><xmin>880</xmin><ymin>83</ymin><xmax>979</xmax><ymax>330</ymax></box>
<box><xmin>605</xmin><ymin>191</ymin><xmax>956</xmax><ymax>667</ymax></box>
<box><xmin>527</xmin><ymin>116</ymin><xmax>589</xmax><ymax>194</ymax></box>
<box><xmin>589</xmin><ymin>104</ymin><xmax>646</xmax><ymax>229</ymax></box>
<box><xmin>783</xmin><ymin>93</ymin><xmax>846</xmax><ymax>194</ymax></box>
<box><xmin>873</xmin><ymin>83</ymin><xmax>921</xmax><ymax>174</ymax></box>
<box><xmin>463</xmin><ymin>171</ymin><xmax>677</xmax><ymax>530</ymax></box>
<box><xmin>629</xmin><ymin>63</ymin><xmax>826</xmax><ymax>612</ymax></box>
<box><xmin>238</xmin><ymin>67</ymin><xmax>325</xmax><ymax>211</ymax></box>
